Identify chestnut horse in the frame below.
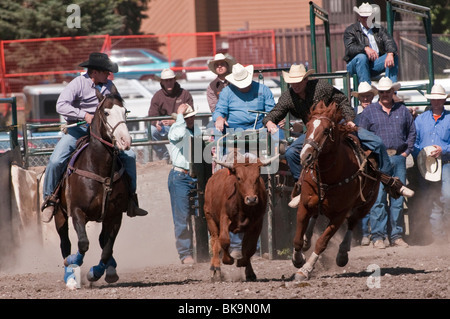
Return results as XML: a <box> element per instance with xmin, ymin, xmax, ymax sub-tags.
<box><xmin>292</xmin><ymin>101</ymin><xmax>381</xmax><ymax>280</ymax></box>
<box><xmin>55</xmin><ymin>91</ymin><xmax>131</xmax><ymax>286</ymax></box>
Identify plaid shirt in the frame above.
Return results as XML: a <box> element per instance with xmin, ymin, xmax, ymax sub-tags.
<box><xmin>358</xmin><ymin>101</ymin><xmax>416</xmax><ymax>156</ymax></box>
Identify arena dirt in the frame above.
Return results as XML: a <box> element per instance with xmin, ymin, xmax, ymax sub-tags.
<box><xmin>1</xmin><ymin>161</ymin><xmax>450</xmax><ymax>301</ymax></box>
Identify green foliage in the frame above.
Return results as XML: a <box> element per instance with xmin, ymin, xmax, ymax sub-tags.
<box><xmin>411</xmin><ymin>0</ymin><xmax>450</xmax><ymax>34</ymax></box>
<box><xmin>0</xmin><ymin>0</ymin><xmax>149</xmax><ymax>40</ymax></box>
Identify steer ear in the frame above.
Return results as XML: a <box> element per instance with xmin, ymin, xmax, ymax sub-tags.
<box><xmin>225</xmin><ymin>176</ymin><xmax>237</xmax><ymax>200</ymax></box>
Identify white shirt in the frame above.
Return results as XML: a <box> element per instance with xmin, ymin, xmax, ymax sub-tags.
<box><xmin>360</xmin><ymin>23</ymin><xmax>379</xmax><ymax>54</ymax></box>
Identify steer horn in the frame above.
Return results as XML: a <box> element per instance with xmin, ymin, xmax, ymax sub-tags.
<box><xmin>213</xmin><ymin>157</ymin><xmax>234</xmax><ymax>169</ymax></box>
<box><xmin>214</xmin><ymin>153</ymin><xmax>280</xmax><ymax>168</ymax></box>
<box><xmin>260</xmin><ymin>153</ymin><xmax>280</xmax><ymax>166</ymax></box>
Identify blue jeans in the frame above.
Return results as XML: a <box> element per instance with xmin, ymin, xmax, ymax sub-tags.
<box><xmin>347</xmin><ymin>53</ymin><xmax>398</xmax><ymax>84</ymax></box>
<box><xmin>356</xmin><ymin>128</ymin><xmax>393</xmax><ymax>175</ymax></box>
<box><xmin>369</xmin><ymin>155</ymin><xmax>407</xmax><ymax>242</ymax></box>
<box><xmin>150</xmin><ymin>125</ymin><xmax>170</xmax><ymax>160</ymax></box>
<box><xmin>43</xmin><ymin>125</ymin><xmax>137</xmax><ymax>199</ymax></box>
<box><xmin>428</xmin><ymin>163</ymin><xmax>450</xmax><ymax>239</ymax></box>
<box><xmin>285</xmin><ymin>134</ymin><xmax>306</xmax><ymax>181</ymax></box>
<box><xmin>168</xmin><ymin>168</ymin><xmax>197</xmax><ymax>261</ymax></box>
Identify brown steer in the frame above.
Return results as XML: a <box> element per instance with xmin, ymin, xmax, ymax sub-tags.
<box><xmin>204</xmin><ymin>152</ymin><xmax>278</xmax><ymax>281</ymax></box>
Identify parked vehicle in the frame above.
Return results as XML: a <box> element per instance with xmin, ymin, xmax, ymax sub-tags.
<box><xmin>183</xmin><ymin>56</ymin><xmax>216</xmax><ymax>82</ymax></box>
<box><xmin>110</xmin><ymin>48</ymin><xmax>182</xmax><ymax>80</ymax></box>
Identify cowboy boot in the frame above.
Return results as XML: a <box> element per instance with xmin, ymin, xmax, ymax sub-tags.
<box><xmin>40</xmin><ymin>195</ymin><xmax>59</xmax><ymax>223</ymax></box>
<box><xmin>288</xmin><ymin>182</ymin><xmax>301</xmax><ymax>208</ymax></box>
<box><xmin>379</xmin><ymin>174</ymin><xmax>414</xmax><ymax>199</ymax></box>
<box><xmin>127</xmin><ymin>193</ymin><xmax>148</xmax><ymax>217</ymax></box>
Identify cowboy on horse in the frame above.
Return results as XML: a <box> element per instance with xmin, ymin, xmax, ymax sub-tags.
<box><xmin>263</xmin><ymin>64</ymin><xmax>414</xmax><ymax>207</ymax></box>
<box><xmin>40</xmin><ymin>52</ymin><xmax>148</xmax><ymax>223</ymax></box>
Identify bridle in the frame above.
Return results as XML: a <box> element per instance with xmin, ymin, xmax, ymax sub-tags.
<box><xmin>302</xmin><ymin>115</ymin><xmax>336</xmax><ymax>168</ymax></box>
<box><xmin>90</xmin><ymin>96</ymin><xmax>128</xmax><ymax>149</ymax></box>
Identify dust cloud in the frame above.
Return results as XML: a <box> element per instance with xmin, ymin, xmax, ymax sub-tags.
<box><xmin>1</xmin><ymin>162</ymin><xmax>180</xmax><ymax>276</ymax></box>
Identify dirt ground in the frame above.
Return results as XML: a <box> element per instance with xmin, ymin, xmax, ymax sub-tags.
<box><xmin>1</xmin><ymin>161</ymin><xmax>450</xmax><ymax>303</ymax></box>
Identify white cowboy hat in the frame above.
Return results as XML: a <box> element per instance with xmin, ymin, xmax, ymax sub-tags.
<box><xmin>424</xmin><ymin>84</ymin><xmax>449</xmax><ymax>100</ymax></box>
<box><xmin>171</xmin><ymin>104</ymin><xmax>197</xmax><ymax>120</ymax></box>
<box><xmin>353</xmin><ymin>2</ymin><xmax>374</xmax><ymax>17</ymax></box>
<box><xmin>225</xmin><ymin>63</ymin><xmax>254</xmax><ymax>89</ymax></box>
<box><xmin>351</xmin><ymin>81</ymin><xmax>378</xmax><ymax>97</ymax></box>
<box><xmin>207</xmin><ymin>53</ymin><xmax>236</xmax><ymax>74</ymax></box>
<box><xmin>376</xmin><ymin>77</ymin><xmax>401</xmax><ymax>91</ymax></box>
<box><xmin>159</xmin><ymin>68</ymin><xmax>176</xmax><ymax>80</ymax></box>
<box><xmin>282</xmin><ymin>64</ymin><xmax>315</xmax><ymax>84</ymax></box>
<box><xmin>417</xmin><ymin>146</ymin><xmax>442</xmax><ymax>182</ymax></box>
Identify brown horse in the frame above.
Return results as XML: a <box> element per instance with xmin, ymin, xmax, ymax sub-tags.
<box><xmin>292</xmin><ymin>101</ymin><xmax>381</xmax><ymax>280</ymax></box>
<box><xmin>55</xmin><ymin>91</ymin><xmax>131</xmax><ymax>286</ymax></box>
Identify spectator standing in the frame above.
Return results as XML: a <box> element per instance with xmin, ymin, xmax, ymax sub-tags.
<box><xmin>167</xmin><ymin>103</ymin><xmax>199</xmax><ymax>264</ymax></box>
<box><xmin>148</xmin><ymin>69</ymin><xmax>193</xmax><ymax>161</ymax></box>
<box><xmin>412</xmin><ymin>84</ymin><xmax>450</xmax><ymax>244</ymax></box>
<box><xmin>206</xmin><ymin>53</ymin><xmax>235</xmax><ymax>114</ymax></box>
<box><xmin>358</xmin><ymin>77</ymin><xmax>416</xmax><ymax>248</ymax></box>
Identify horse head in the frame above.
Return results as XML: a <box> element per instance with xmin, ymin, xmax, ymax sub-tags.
<box><xmin>93</xmin><ymin>88</ymin><xmax>132</xmax><ymax>151</ymax></box>
<box><xmin>300</xmin><ymin>101</ymin><xmax>342</xmax><ymax>168</ymax></box>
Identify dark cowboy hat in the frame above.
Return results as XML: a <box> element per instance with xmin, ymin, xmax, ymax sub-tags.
<box><xmin>79</xmin><ymin>52</ymin><xmax>118</xmax><ymax>73</ymax></box>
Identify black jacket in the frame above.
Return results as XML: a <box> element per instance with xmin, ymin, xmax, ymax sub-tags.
<box><xmin>343</xmin><ymin>22</ymin><xmax>397</xmax><ymax>62</ymax></box>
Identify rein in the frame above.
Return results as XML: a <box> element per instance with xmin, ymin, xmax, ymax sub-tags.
<box><xmin>68</xmin><ymin>96</ymin><xmax>127</xmax><ymax>222</ymax></box>
<box><xmin>303</xmin><ymin>115</ymin><xmax>369</xmax><ymax>206</ymax></box>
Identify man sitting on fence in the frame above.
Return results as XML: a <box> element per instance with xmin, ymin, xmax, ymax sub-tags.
<box><xmin>343</xmin><ymin>2</ymin><xmax>399</xmax><ymax>84</ymax></box>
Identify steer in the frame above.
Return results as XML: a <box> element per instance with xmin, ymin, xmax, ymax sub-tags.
<box><xmin>204</xmin><ymin>152</ymin><xmax>278</xmax><ymax>282</ymax></box>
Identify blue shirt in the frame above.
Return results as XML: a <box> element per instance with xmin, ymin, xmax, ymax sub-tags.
<box><xmin>56</xmin><ymin>73</ymin><xmax>115</xmax><ymax>122</ymax></box>
<box><xmin>413</xmin><ymin>109</ymin><xmax>450</xmax><ymax>162</ymax></box>
<box><xmin>212</xmin><ymin>81</ymin><xmax>275</xmax><ymax>130</ymax></box>
<box><xmin>358</xmin><ymin>101</ymin><xmax>416</xmax><ymax>156</ymax></box>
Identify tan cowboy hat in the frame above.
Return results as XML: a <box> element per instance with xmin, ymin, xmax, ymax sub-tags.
<box><xmin>417</xmin><ymin>146</ymin><xmax>442</xmax><ymax>182</ymax></box>
<box><xmin>424</xmin><ymin>84</ymin><xmax>449</xmax><ymax>100</ymax></box>
<box><xmin>207</xmin><ymin>53</ymin><xmax>236</xmax><ymax>74</ymax></box>
<box><xmin>353</xmin><ymin>2</ymin><xmax>374</xmax><ymax>17</ymax></box>
<box><xmin>376</xmin><ymin>77</ymin><xmax>401</xmax><ymax>91</ymax></box>
<box><xmin>225</xmin><ymin>63</ymin><xmax>254</xmax><ymax>89</ymax></box>
<box><xmin>79</xmin><ymin>52</ymin><xmax>118</xmax><ymax>73</ymax></box>
<box><xmin>282</xmin><ymin>64</ymin><xmax>315</xmax><ymax>84</ymax></box>
<box><xmin>171</xmin><ymin>104</ymin><xmax>197</xmax><ymax>120</ymax></box>
<box><xmin>351</xmin><ymin>81</ymin><xmax>378</xmax><ymax>97</ymax></box>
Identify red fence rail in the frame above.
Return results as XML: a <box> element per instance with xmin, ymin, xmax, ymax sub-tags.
<box><xmin>0</xmin><ymin>30</ymin><xmax>276</xmax><ymax>96</ymax></box>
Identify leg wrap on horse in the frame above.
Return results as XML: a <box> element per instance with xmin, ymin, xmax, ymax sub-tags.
<box><xmin>88</xmin><ymin>257</ymin><xmax>117</xmax><ymax>282</ymax></box>
<box><xmin>65</xmin><ymin>251</ymin><xmax>84</xmax><ymax>267</ymax></box>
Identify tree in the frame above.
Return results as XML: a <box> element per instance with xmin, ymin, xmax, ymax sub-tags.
<box><xmin>0</xmin><ymin>0</ymin><xmax>149</xmax><ymax>40</ymax></box>
<box><xmin>411</xmin><ymin>0</ymin><xmax>450</xmax><ymax>34</ymax></box>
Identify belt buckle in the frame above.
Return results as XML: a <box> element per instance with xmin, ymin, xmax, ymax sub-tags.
<box><xmin>386</xmin><ymin>149</ymin><xmax>396</xmax><ymax>156</ymax></box>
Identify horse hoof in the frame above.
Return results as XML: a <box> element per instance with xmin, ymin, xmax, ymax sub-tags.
<box><xmin>245</xmin><ymin>273</ymin><xmax>257</xmax><ymax>282</ymax></box>
<box><xmin>292</xmin><ymin>249</ymin><xmax>306</xmax><ymax>268</ymax></box>
<box><xmin>210</xmin><ymin>266</ymin><xmax>222</xmax><ymax>282</ymax></box>
<box><xmin>105</xmin><ymin>266</ymin><xmax>119</xmax><ymax>283</ymax></box>
<box><xmin>336</xmin><ymin>253</ymin><xmax>349</xmax><ymax>267</ymax></box>
<box><xmin>87</xmin><ymin>268</ymin><xmax>101</xmax><ymax>282</ymax></box>
<box><xmin>294</xmin><ymin>269</ymin><xmax>309</xmax><ymax>281</ymax></box>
